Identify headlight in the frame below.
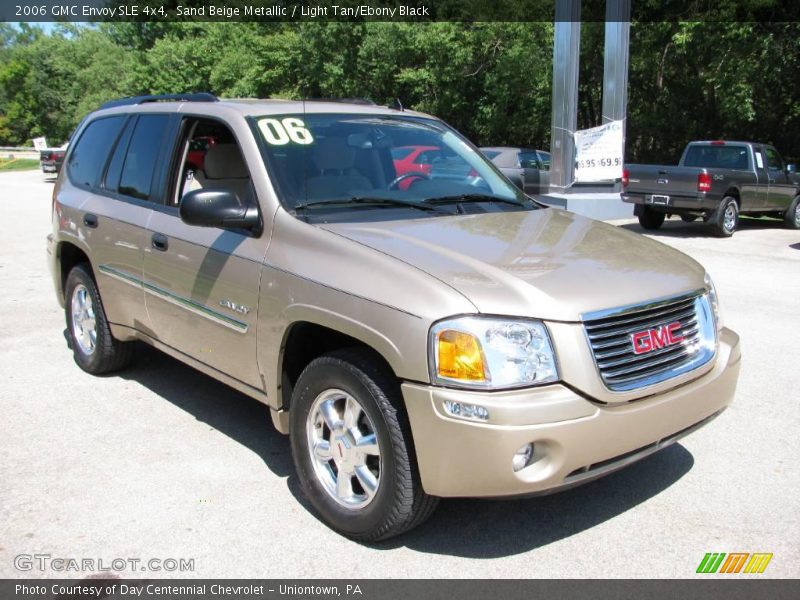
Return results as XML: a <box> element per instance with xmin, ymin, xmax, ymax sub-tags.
<box><xmin>429</xmin><ymin>317</ymin><xmax>559</xmax><ymax>389</ymax></box>
<box><xmin>704</xmin><ymin>272</ymin><xmax>723</xmax><ymax>330</ymax></box>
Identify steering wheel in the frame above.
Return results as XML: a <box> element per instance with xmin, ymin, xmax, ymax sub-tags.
<box><xmin>388</xmin><ymin>172</ymin><xmax>431</xmax><ymax>190</ymax></box>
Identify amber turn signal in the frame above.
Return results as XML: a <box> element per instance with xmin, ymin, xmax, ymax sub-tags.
<box><xmin>437</xmin><ymin>330</ymin><xmax>487</xmax><ymax>382</ymax></box>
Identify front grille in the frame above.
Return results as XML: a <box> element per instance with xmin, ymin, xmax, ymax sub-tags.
<box><xmin>583</xmin><ymin>291</ymin><xmax>716</xmax><ymax>392</ymax></box>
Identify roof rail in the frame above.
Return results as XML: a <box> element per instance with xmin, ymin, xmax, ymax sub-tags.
<box><xmin>305</xmin><ymin>97</ymin><xmax>376</xmax><ymax>106</ymax></box>
<box><xmin>98</xmin><ymin>93</ymin><xmax>219</xmax><ymax>110</ymax></box>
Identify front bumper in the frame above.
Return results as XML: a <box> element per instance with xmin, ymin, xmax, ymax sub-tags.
<box><xmin>403</xmin><ymin>327</ymin><xmax>740</xmax><ymax>498</ymax></box>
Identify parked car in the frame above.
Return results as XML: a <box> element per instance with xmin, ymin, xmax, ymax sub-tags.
<box><xmin>482</xmin><ymin>146</ymin><xmax>550</xmax><ymax>195</ymax></box>
<box><xmin>391</xmin><ymin>144</ymin><xmax>440</xmax><ymax>177</ymax></box>
<box><xmin>39</xmin><ymin>144</ymin><xmax>67</xmax><ymax>174</ymax></box>
<box><xmin>623</xmin><ymin>141</ymin><xmax>800</xmax><ymax>236</ymax></box>
<box><xmin>390</xmin><ymin>145</ymin><xmax>440</xmax><ymax>190</ymax></box>
<box><xmin>48</xmin><ymin>94</ymin><xmax>740</xmax><ymax>541</ymax></box>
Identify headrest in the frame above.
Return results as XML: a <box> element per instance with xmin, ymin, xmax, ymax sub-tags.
<box><xmin>203</xmin><ymin>143</ymin><xmax>249</xmax><ymax>179</ymax></box>
<box><xmin>312</xmin><ymin>137</ymin><xmax>357</xmax><ymax>171</ymax></box>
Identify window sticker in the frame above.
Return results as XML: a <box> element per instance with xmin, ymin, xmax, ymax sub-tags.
<box><xmin>258</xmin><ymin>118</ymin><xmax>314</xmax><ymax>145</ymax></box>
<box><xmin>755</xmin><ymin>152</ymin><xmax>764</xmax><ymax>169</ymax></box>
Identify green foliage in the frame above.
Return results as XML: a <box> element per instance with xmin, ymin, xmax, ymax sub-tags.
<box><xmin>0</xmin><ymin>20</ymin><xmax>799</xmax><ymax>164</ymax></box>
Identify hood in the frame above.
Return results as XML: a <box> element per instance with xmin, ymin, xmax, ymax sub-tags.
<box><xmin>321</xmin><ymin>208</ymin><xmax>707</xmax><ymax>322</ymax></box>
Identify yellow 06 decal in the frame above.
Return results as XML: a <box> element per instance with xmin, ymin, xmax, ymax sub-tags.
<box><xmin>258</xmin><ymin>118</ymin><xmax>314</xmax><ymax>145</ymax></box>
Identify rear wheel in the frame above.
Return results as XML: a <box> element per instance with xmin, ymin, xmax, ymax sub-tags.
<box><xmin>289</xmin><ymin>349</ymin><xmax>438</xmax><ymax>541</ymax></box>
<box><xmin>65</xmin><ymin>264</ymin><xmax>133</xmax><ymax>374</ymax></box>
<box><xmin>710</xmin><ymin>196</ymin><xmax>738</xmax><ymax>237</ymax></box>
<box><xmin>784</xmin><ymin>195</ymin><xmax>800</xmax><ymax>229</ymax></box>
<box><xmin>638</xmin><ymin>207</ymin><xmax>666</xmax><ymax>230</ymax></box>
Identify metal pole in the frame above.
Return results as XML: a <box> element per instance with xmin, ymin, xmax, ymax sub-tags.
<box><xmin>549</xmin><ymin>0</ymin><xmax>581</xmax><ymax>194</ymax></box>
<box><xmin>602</xmin><ymin>0</ymin><xmax>630</xmax><ymax>190</ymax></box>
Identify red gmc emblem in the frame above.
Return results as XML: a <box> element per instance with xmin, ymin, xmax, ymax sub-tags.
<box><xmin>631</xmin><ymin>321</ymin><xmax>684</xmax><ymax>355</ymax></box>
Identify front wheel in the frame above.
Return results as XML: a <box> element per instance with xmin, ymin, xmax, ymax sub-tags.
<box><xmin>638</xmin><ymin>207</ymin><xmax>666</xmax><ymax>230</ymax></box>
<box><xmin>784</xmin><ymin>195</ymin><xmax>800</xmax><ymax>229</ymax></box>
<box><xmin>64</xmin><ymin>264</ymin><xmax>133</xmax><ymax>374</ymax></box>
<box><xmin>289</xmin><ymin>349</ymin><xmax>438</xmax><ymax>541</ymax></box>
<box><xmin>710</xmin><ymin>196</ymin><xmax>738</xmax><ymax>237</ymax></box>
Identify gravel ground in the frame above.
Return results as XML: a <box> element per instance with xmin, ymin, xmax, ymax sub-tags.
<box><xmin>1</xmin><ymin>169</ymin><xmax>798</xmax><ymax>579</ymax></box>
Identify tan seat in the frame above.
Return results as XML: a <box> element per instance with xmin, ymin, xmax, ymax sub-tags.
<box><xmin>191</xmin><ymin>143</ymin><xmax>252</xmax><ymax>205</ymax></box>
<box><xmin>306</xmin><ymin>137</ymin><xmax>372</xmax><ymax>198</ymax></box>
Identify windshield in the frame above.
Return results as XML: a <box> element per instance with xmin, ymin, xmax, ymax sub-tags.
<box><xmin>252</xmin><ymin>113</ymin><xmax>532</xmax><ymax>220</ymax></box>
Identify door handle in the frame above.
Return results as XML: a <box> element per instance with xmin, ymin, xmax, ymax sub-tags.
<box><xmin>83</xmin><ymin>213</ymin><xmax>98</xmax><ymax>228</ymax></box>
<box><xmin>151</xmin><ymin>233</ymin><xmax>169</xmax><ymax>252</ymax></box>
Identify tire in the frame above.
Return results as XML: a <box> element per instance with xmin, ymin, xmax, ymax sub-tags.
<box><xmin>638</xmin><ymin>207</ymin><xmax>666</xmax><ymax>230</ymax></box>
<box><xmin>289</xmin><ymin>348</ymin><xmax>438</xmax><ymax>541</ymax></box>
<box><xmin>784</xmin><ymin>195</ymin><xmax>800</xmax><ymax>229</ymax></box>
<box><xmin>64</xmin><ymin>263</ymin><xmax>134</xmax><ymax>374</ymax></box>
<box><xmin>710</xmin><ymin>196</ymin><xmax>738</xmax><ymax>237</ymax></box>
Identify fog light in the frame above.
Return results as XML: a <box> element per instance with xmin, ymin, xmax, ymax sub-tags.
<box><xmin>512</xmin><ymin>443</ymin><xmax>535</xmax><ymax>472</ymax></box>
<box><xmin>443</xmin><ymin>400</ymin><xmax>489</xmax><ymax>421</ymax></box>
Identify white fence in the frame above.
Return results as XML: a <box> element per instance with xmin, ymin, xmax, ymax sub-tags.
<box><xmin>0</xmin><ymin>147</ymin><xmax>40</xmax><ymax>160</ymax></box>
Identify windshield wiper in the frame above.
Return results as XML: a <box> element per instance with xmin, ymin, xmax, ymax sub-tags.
<box><xmin>293</xmin><ymin>197</ymin><xmax>446</xmax><ymax>213</ymax></box>
<box><xmin>422</xmin><ymin>194</ymin><xmax>529</xmax><ymax>208</ymax></box>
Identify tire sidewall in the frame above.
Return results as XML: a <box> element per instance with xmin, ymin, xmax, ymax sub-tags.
<box><xmin>289</xmin><ymin>358</ymin><xmax>403</xmax><ymax>538</ymax></box>
<box><xmin>718</xmin><ymin>197</ymin><xmax>738</xmax><ymax>236</ymax></box>
<box><xmin>639</xmin><ymin>207</ymin><xmax>665</xmax><ymax>230</ymax></box>
<box><xmin>65</xmin><ymin>265</ymin><xmax>105</xmax><ymax>372</ymax></box>
<box><xmin>786</xmin><ymin>195</ymin><xmax>800</xmax><ymax>229</ymax></box>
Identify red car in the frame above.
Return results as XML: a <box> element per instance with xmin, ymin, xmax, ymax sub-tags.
<box><xmin>390</xmin><ymin>145</ymin><xmax>442</xmax><ymax>190</ymax></box>
<box><xmin>391</xmin><ymin>145</ymin><xmax>441</xmax><ymax>177</ymax></box>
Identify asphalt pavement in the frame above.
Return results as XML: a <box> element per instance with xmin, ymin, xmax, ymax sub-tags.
<box><xmin>1</xmin><ymin>169</ymin><xmax>797</xmax><ymax>578</ymax></box>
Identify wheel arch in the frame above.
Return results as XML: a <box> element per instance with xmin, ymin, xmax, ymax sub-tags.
<box><xmin>55</xmin><ymin>240</ymin><xmax>94</xmax><ymax>305</ymax></box>
<box><xmin>722</xmin><ymin>187</ymin><xmax>740</xmax><ymax>206</ymax></box>
<box><xmin>272</xmin><ymin>310</ymin><xmax>406</xmax><ymax>414</ymax></box>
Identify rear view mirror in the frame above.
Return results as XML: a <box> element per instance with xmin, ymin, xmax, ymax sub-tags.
<box><xmin>180</xmin><ymin>189</ymin><xmax>261</xmax><ymax>234</ymax></box>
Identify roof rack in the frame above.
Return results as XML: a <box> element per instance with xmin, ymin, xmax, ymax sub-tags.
<box><xmin>98</xmin><ymin>93</ymin><xmax>219</xmax><ymax>110</ymax></box>
<box><xmin>305</xmin><ymin>97</ymin><xmax>376</xmax><ymax>106</ymax></box>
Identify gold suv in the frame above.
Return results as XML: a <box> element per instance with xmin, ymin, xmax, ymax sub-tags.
<box><xmin>47</xmin><ymin>94</ymin><xmax>741</xmax><ymax>540</ymax></box>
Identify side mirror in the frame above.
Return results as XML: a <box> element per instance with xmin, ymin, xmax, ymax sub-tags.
<box><xmin>786</xmin><ymin>163</ymin><xmax>796</xmax><ymax>173</ymax></box>
<box><xmin>180</xmin><ymin>189</ymin><xmax>261</xmax><ymax>234</ymax></box>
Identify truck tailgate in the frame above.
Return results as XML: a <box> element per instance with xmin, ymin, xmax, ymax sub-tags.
<box><xmin>625</xmin><ymin>164</ymin><xmax>704</xmax><ymax>198</ymax></box>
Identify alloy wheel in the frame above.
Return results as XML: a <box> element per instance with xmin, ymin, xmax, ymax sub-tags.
<box><xmin>71</xmin><ymin>284</ymin><xmax>97</xmax><ymax>355</ymax></box>
<box><xmin>306</xmin><ymin>389</ymin><xmax>381</xmax><ymax>509</ymax></box>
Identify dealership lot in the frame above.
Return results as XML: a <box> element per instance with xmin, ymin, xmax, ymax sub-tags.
<box><xmin>1</xmin><ymin>168</ymin><xmax>798</xmax><ymax>578</ymax></box>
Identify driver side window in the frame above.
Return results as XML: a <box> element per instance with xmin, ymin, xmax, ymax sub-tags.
<box><xmin>766</xmin><ymin>148</ymin><xmax>784</xmax><ymax>172</ymax></box>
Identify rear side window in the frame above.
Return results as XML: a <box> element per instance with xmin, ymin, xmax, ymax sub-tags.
<box><xmin>518</xmin><ymin>151</ymin><xmax>540</xmax><ymax>169</ymax></box>
<box><xmin>67</xmin><ymin>116</ymin><xmax>125</xmax><ymax>188</ymax></box>
<box><xmin>118</xmin><ymin>115</ymin><xmax>170</xmax><ymax>201</ymax></box>
<box><xmin>537</xmin><ymin>151</ymin><xmax>551</xmax><ymax>170</ymax></box>
<box><xmin>683</xmin><ymin>145</ymin><xmax>749</xmax><ymax>170</ymax></box>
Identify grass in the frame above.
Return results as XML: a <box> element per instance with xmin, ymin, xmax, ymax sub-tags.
<box><xmin>0</xmin><ymin>157</ymin><xmax>41</xmax><ymax>172</ymax></box>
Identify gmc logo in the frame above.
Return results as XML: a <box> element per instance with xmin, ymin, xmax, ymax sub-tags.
<box><xmin>631</xmin><ymin>322</ymin><xmax>684</xmax><ymax>355</ymax></box>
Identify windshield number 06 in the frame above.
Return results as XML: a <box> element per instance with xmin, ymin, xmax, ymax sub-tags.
<box><xmin>258</xmin><ymin>118</ymin><xmax>314</xmax><ymax>145</ymax></box>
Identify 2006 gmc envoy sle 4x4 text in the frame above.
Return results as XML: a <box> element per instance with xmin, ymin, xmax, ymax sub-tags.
<box><xmin>47</xmin><ymin>94</ymin><xmax>741</xmax><ymax>540</ymax></box>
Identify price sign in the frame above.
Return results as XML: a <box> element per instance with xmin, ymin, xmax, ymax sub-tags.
<box><xmin>573</xmin><ymin>121</ymin><xmax>624</xmax><ymax>182</ymax></box>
